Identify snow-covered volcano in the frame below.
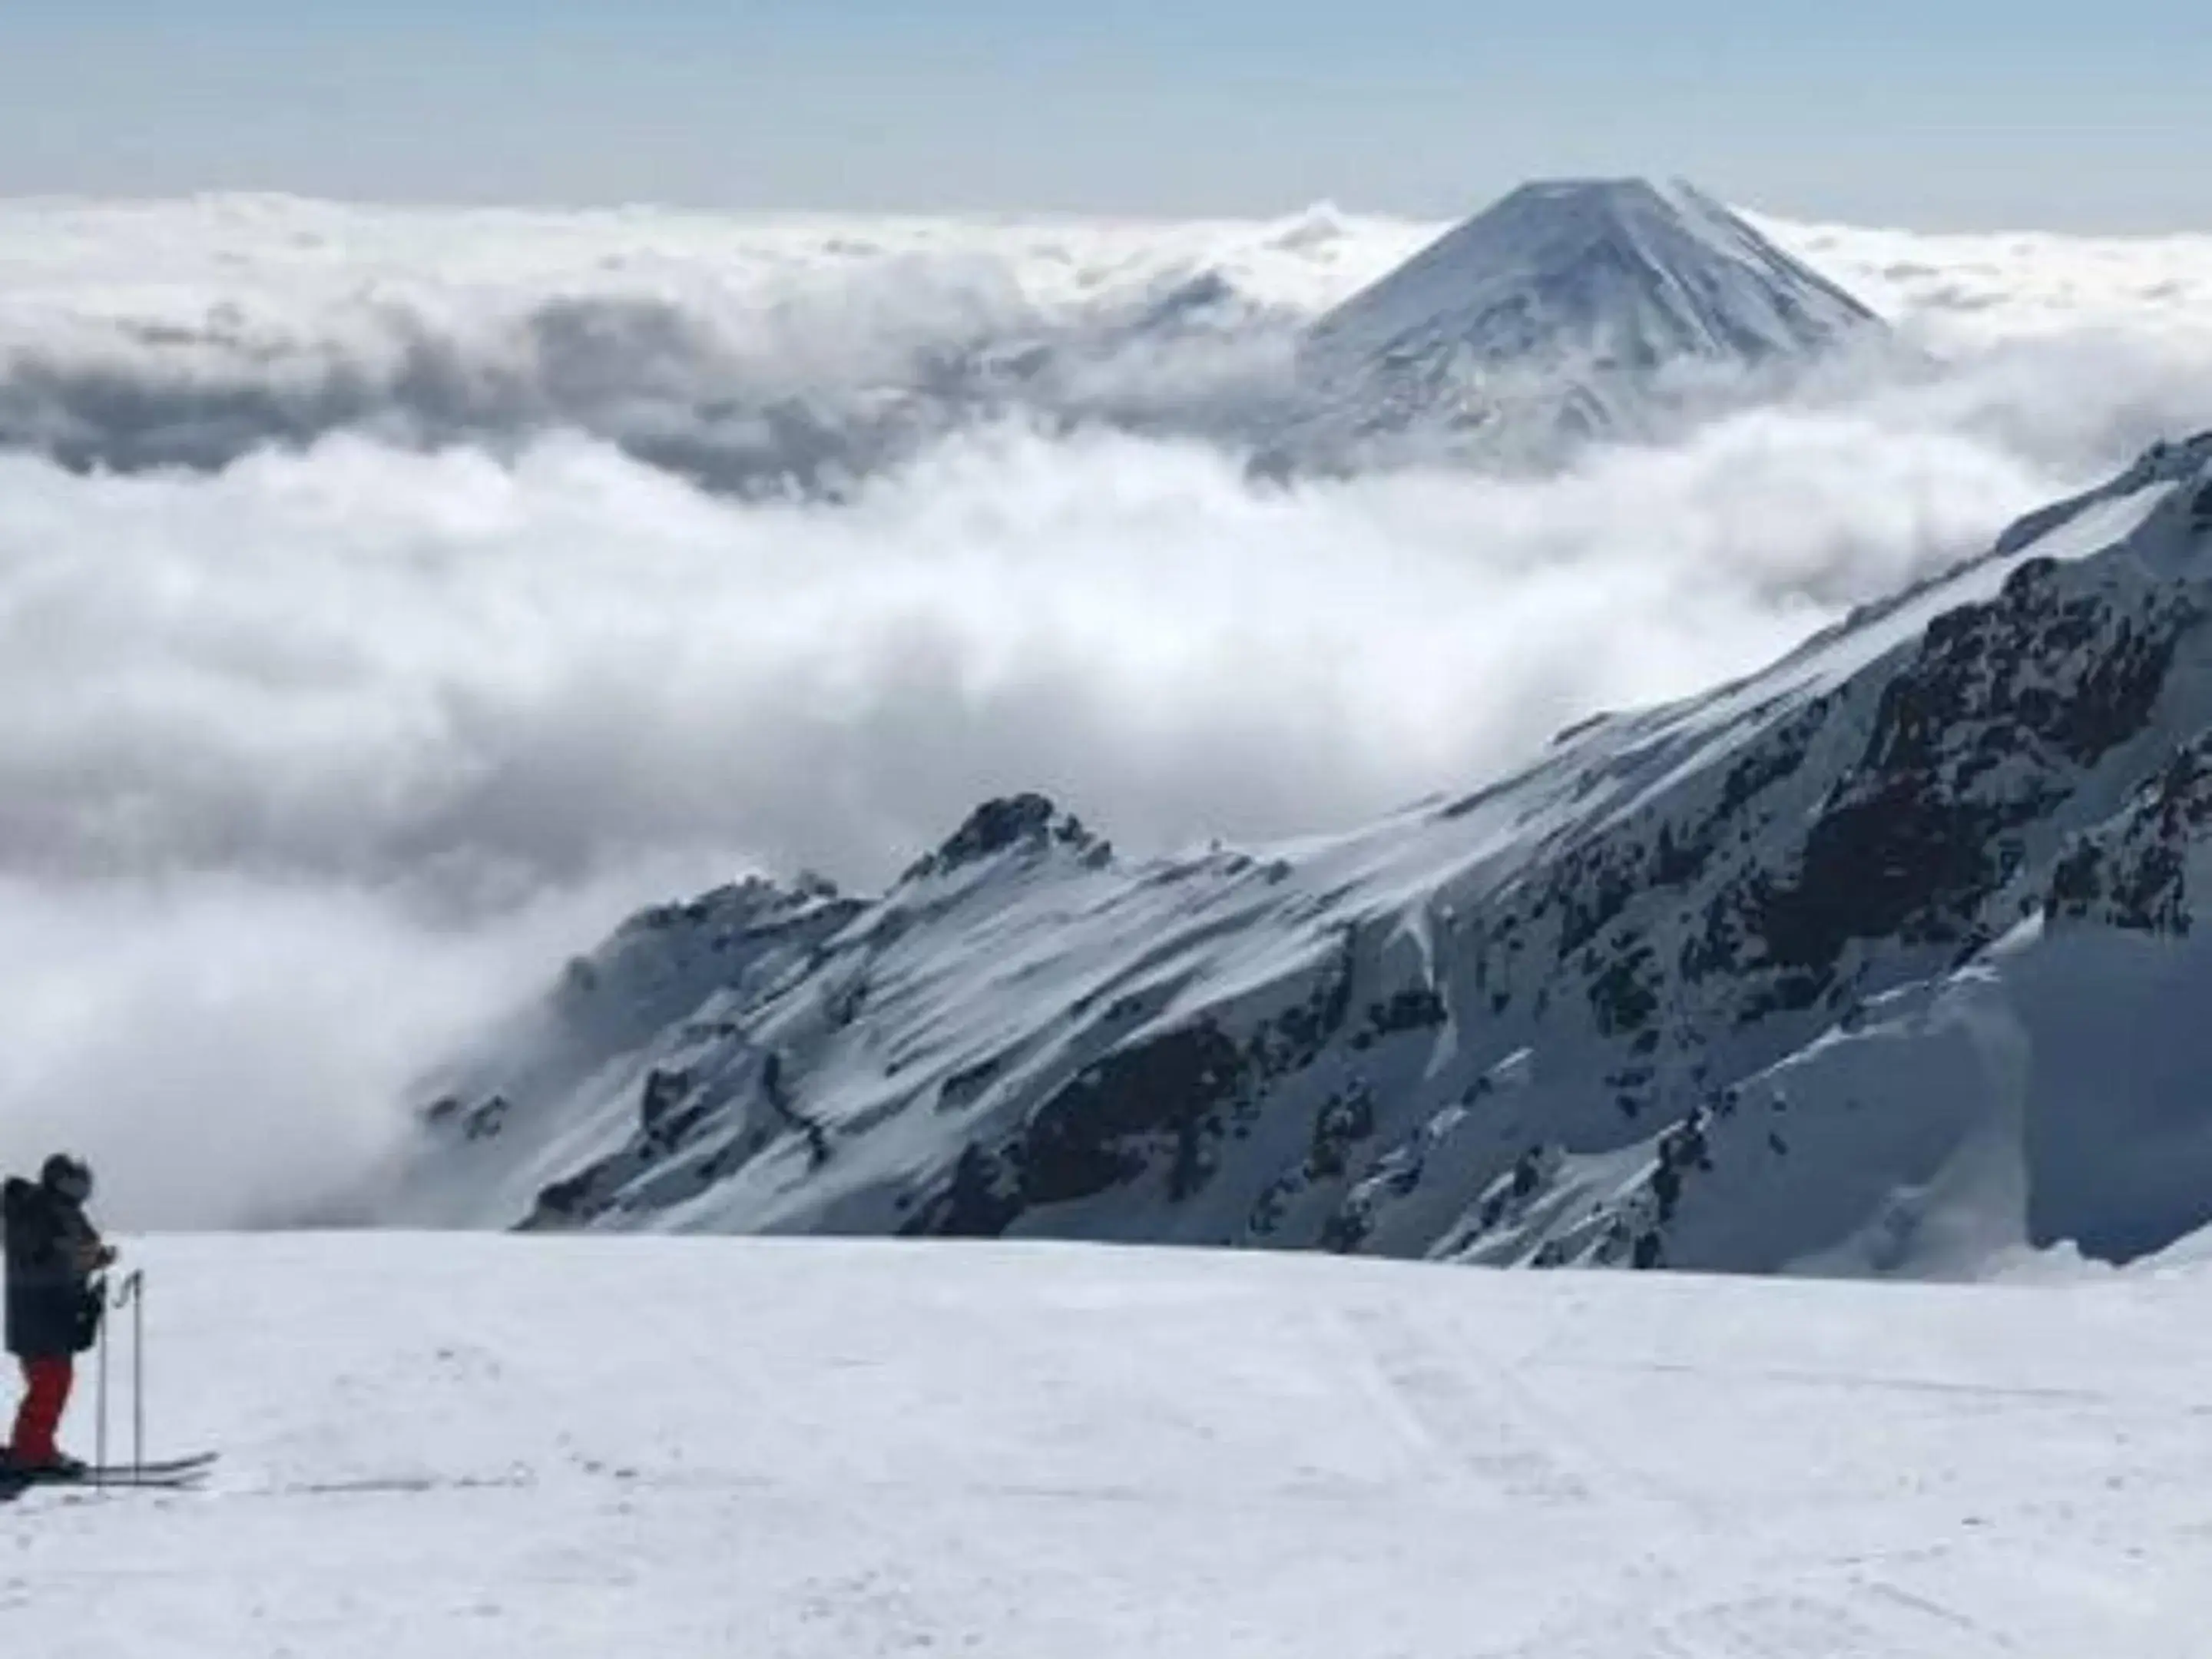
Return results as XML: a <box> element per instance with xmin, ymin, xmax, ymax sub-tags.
<box><xmin>393</xmin><ymin>435</ymin><xmax>2212</xmax><ymax>1278</ymax></box>
<box><xmin>1273</xmin><ymin>177</ymin><xmax>1884</xmax><ymax>469</ymax></box>
<box><xmin>1310</xmin><ymin>178</ymin><xmax>1876</xmax><ymax>377</ymax></box>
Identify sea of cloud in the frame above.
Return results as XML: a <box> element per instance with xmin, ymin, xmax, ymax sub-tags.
<box><xmin>2</xmin><ymin>193</ymin><xmax>2210</xmax><ymax>1226</ymax></box>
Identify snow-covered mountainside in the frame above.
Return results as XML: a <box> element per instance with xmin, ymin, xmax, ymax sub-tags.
<box><xmin>392</xmin><ymin>433</ymin><xmax>2212</xmax><ymax>1277</ymax></box>
<box><xmin>14</xmin><ymin>1234</ymin><xmax>2207</xmax><ymax>1657</ymax></box>
<box><xmin>1270</xmin><ymin>177</ymin><xmax>1885</xmax><ymax>471</ymax></box>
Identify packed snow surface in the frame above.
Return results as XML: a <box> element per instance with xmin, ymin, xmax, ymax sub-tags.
<box><xmin>9</xmin><ymin>1234</ymin><xmax>2204</xmax><ymax>1656</ymax></box>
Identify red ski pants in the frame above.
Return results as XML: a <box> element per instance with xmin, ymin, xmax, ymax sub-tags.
<box><xmin>12</xmin><ymin>1356</ymin><xmax>74</xmax><ymax>1465</ymax></box>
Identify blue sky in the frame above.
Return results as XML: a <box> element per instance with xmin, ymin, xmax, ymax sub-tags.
<box><xmin>2</xmin><ymin>2</ymin><xmax>2209</xmax><ymax>227</ymax></box>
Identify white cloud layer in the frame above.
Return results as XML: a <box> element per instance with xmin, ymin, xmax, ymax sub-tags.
<box><xmin>0</xmin><ymin>869</ymin><xmax>701</xmax><ymax>1229</ymax></box>
<box><xmin>2</xmin><ymin>194</ymin><xmax>2210</xmax><ymax>1226</ymax></box>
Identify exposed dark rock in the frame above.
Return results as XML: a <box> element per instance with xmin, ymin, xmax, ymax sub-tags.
<box><xmin>1018</xmin><ymin>1023</ymin><xmax>1247</xmax><ymax>1207</ymax></box>
<box><xmin>525</xmin><ymin>1171</ymin><xmax>596</xmax><ymax>1230</ymax></box>
<box><xmin>639</xmin><ymin>1068</ymin><xmax>690</xmax><ymax>1134</ymax></box>
<box><xmin>1588</xmin><ymin>941</ymin><xmax>1661</xmax><ymax>1035</ymax></box>
<box><xmin>936</xmin><ymin>1053</ymin><xmax>1006</xmax><ymax>1112</ymax></box>
<box><xmin>762</xmin><ymin>1051</ymin><xmax>832</xmax><ymax>1169</ymax></box>
<box><xmin>2050</xmin><ymin>733</ymin><xmax>2212</xmax><ymax>935</ymax></box>
<box><xmin>1306</xmin><ymin>1084</ymin><xmax>1376</xmax><ymax>1181</ymax></box>
<box><xmin>902</xmin><ymin>1143</ymin><xmax>1025</xmax><ymax>1238</ymax></box>
<box><xmin>1318</xmin><ymin>1200</ymin><xmax>1372</xmax><ymax>1254</ymax></box>
<box><xmin>1366</xmin><ymin>986</ymin><xmax>1449</xmax><ymax>1038</ymax></box>
<box><xmin>903</xmin><ymin>794</ymin><xmax>1106</xmax><ymax>881</ymax></box>
<box><xmin>1756</xmin><ymin>570</ymin><xmax>2198</xmax><ymax>980</ymax></box>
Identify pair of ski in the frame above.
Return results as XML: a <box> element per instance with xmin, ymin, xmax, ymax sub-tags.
<box><xmin>3</xmin><ymin>1449</ymin><xmax>217</xmax><ymax>1491</ymax></box>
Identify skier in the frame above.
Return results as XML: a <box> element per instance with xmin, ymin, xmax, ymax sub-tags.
<box><xmin>2</xmin><ymin>1154</ymin><xmax>115</xmax><ymax>1476</ymax></box>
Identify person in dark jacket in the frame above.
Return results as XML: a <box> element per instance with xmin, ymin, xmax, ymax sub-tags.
<box><xmin>3</xmin><ymin>1155</ymin><xmax>114</xmax><ymax>1475</ymax></box>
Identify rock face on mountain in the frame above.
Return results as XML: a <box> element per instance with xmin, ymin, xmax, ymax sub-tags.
<box><xmin>392</xmin><ymin>435</ymin><xmax>2212</xmax><ymax>1277</ymax></box>
<box><xmin>1270</xmin><ymin>177</ymin><xmax>1884</xmax><ymax>471</ymax></box>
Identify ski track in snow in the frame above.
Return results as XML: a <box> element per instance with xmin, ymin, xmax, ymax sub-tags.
<box><xmin>2</xmin><ymin>1234</ymin><xmax>2204</xmax><ymax>1657</ymax></box>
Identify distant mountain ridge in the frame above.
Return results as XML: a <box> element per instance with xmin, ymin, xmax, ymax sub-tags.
<box><xmin>389</xmin><ymin>433</ymin><xmax>2212</xmax><ymax>1279</ymax></box>
<box><xmin>0</xmin><ymin>180</ymin><xmax>1879</xmax><ymax>492</ymax></box>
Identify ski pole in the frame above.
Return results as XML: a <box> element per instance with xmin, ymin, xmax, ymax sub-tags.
<box><xmin>111</xmin><ymin>1272</ymin><xmax>144</xmax><ymax>1483</ymax></box>
<box><xmin>94</xmin><ymin>1273</ymin><xmax>109</xmax><ymax>1491</ymax></box>
<box><xmin>131</xmin><ymin>1271</ymin><xmax>144</xmax><ymax>1482</ymax></box>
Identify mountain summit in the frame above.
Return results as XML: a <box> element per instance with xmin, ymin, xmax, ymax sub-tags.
<box><xmin>1276</xmin><ymin>177</ymin><xmax>1883</xmax><ymax>469</ymax></box>
<box><xmin>1308</xmin><ymin>177</ymin><xmax>1876</xmax><ymax>376</ymax></box>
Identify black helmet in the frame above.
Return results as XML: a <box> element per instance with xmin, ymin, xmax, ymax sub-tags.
<box><xmin>40</xmin><ymin>1154</ymin><xmax>91</xmax><ymax>1204</ymax></box>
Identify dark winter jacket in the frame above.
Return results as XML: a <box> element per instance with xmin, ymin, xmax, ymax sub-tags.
<box><xmin>3</xmin><ymin>1177</ymin><xmax>103</xmax><ymax>1359</ymax></box>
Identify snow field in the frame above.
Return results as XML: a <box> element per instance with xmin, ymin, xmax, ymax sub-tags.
<box><xmin>4</xmin><ymin>1233</ymin><xmax>2204</xmax><ymax>1657</ymax></box>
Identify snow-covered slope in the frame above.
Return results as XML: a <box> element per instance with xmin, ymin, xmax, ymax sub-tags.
<box><xmin>392</xmin><ymin>434</ymin><xmax>2212</xmax><ymax>1277</ymax></box>
<box><xmin>1273</xmin><ymin>178</ymin><xmax>1884</xmax><ymax>471</ymax></box>
<box><xmin>15</xmin><ymin>1234</ymin><xmax>2210</xmax><ymax>1657</ymax></box>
